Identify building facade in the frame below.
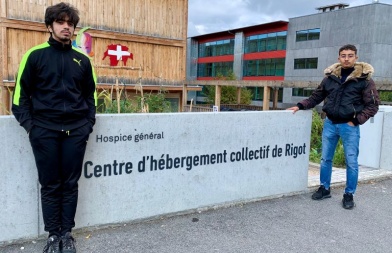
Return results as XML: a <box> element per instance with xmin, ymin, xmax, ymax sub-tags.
<box><xmin>187</xmin><ymin>21</ymin><xmax>288</xmax><ymax>104</ymax></box>
<box><xmin>284</xmin><ymin>2</ymin><xmax>392</xmax><ymax>105</ymax></box>
<box><xmin>187</xmin><ymin>2</ymin><xmax>392</xmax><ymax>107</ymax></box>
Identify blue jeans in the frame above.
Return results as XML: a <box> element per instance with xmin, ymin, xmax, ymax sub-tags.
<box><xmin>320</xmin><ymin>118</ymin><xmax>360</xmax><ymax>194</ymax></box>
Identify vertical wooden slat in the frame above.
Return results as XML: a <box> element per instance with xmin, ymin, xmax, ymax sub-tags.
<box><xmin>116</xmin><ymin>76</ymin><xmax>120</xmax><ymax>113</ymax></box>
<box><xmin>215</xmin><ymin>85</ymin><xmax>221</xmax><ymax>111</ymax></box>
<box><xmin>182</xmin><ymin>84</ymin><xmax>187</xmax><ymax>112</ymax></box>
<box><xmin>263</xmin><ymin>86</ymin><xmax>270</xmax><ymax>111</ymax></box>
<box><xmin>0</xmin><ymin>22</ymin><xmax>11</xmax><ymax>115</ymax></box>
<box><xmin>0</xmin><ymin>0</ymin><xmax>7</xmax><ymax>17</ymax></box>
<box><xmin>0</xmin><ymin>34</ymin><xmax>4</xmax><ymax>114</ymax></box>
<box><xmin>182</xmin><ymin>0</ymin><xmax>188</xmax><ymax>39</ymax></box>
<box><xmin>1</xmin><ymin>27</ymin><xmax>7</xmax><ymax>82</ymax></box>
<box><xmin>273</xmin><ymin>88</ymin><xmax>279</xmax><ymax>110</ymax></box>
<box><xmin>0</xmin><ymin>86</ymin><xmax>8</xmax><ymax>115</ymax></box>
<box><xmin>236</xmin><ymin>87</ymin><xmax>241</xmax><ymax>104</ymax></box>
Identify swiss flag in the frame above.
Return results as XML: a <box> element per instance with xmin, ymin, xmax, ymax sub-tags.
<box><xmin>102</xmin><ymin>44</ymin><xmax>133</xmax><ymax>66</ymax></box>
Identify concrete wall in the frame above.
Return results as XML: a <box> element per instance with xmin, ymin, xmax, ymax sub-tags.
<box><xmin>0</xmin><ymin>118</ymin><xmax>39</xmax><ymax>243</ymax></box>
<box><xmin>380</xmin><ymin>111</ymin><xmax>392</xmax><ymax>170</ymax></box>
<box><xmin>358</xmin><ymin>111</ymin><xmax>384</xmax><ymax>168</ymax></box>
<box><xmin>1</xmin><ymin>111</ymin><xmax>313</xmax><ymax>243</ymax></box>
<box><xmin>359</xmin><ymin>106</ymin><xmax>392</xmax><ymax>169</ymax></box>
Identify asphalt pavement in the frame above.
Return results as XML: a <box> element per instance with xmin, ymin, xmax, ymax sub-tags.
<box><xmin>1</xmin><ymin>171</ymin><xmax>392</xmax><ymax>253</ymax></box>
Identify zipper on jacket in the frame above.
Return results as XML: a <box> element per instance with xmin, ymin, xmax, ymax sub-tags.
<box><xmin>371</xmin><ymin>90</ymin><xmax>376</xmax><ymax>104</ymax></box>
<box><xmin>352</xmin><ymin>104</ymin><xmax>356</xmax><ymax>118</ymax></box>
<box><xmin>61</xmin><ymin>53</ymin><xmax>67</xmax><ymax>116</ymax></box>
<box><xmin>61</xmin><ymin>53</ymin><xmax>67</xmax><ymax>132</ymax></box>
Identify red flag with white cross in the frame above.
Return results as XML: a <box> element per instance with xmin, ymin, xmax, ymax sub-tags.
<box><xmin>102</xmin><ymin>44</ymin><xmax>133</xmax><ymax>66</ymax></box>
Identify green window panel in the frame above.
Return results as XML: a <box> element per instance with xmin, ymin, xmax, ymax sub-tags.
<box><xmin>294</xmin><ymin>58</ymin><xmax>318</xmax><ymax>69</ymax></box>
<box><xmin>244</xmin><ymin>31</ymin><xmax>286</xmax><ymax>53</ymax></box>
<box><xmin>197</xmin><ymin>62</ymin><xmax>234</xmax><ymax>77</ymax></box>
<box><xmin>243</xmin><ymin>58</ymin><xmax>285</xmax><ymax>77</ymax></box>
<box><xmin>296</xmin><ymin>28</ymin><xmax>320</xmax><ymax>42</ymax></box>
<box><xmin>198</xmin><ymin>39</ymin><xmax>235</xmax><ymax>57</ymax></box>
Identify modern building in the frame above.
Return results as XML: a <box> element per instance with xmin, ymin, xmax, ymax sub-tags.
<box><xmin>284</xmin><ymin>2</ymin><xmax>392</xmax><ymax>105</ymax></box>
<box><xmin>187</xmin><ymin>2</ymin><xmax>392</xmax><ymax>107</ymax></box>
<box><xmin>187</xmin><ymin>21</ymin><xmax>288</xmax><ymax>105</ymax></box>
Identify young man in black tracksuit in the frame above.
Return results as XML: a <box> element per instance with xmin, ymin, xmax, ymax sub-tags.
<box><xmin>288</xmin><ymin>44</ymin><xmax>379</xmax><ymax>210</ymax></box>
<box><xmin>12</xmin><ymin>2</ymin><xmax>96</xmax><ymax>253</ymax></box>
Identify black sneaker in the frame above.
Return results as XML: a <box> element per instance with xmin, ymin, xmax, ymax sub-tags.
<box><xmin>43</xmin><ymin>235</ymin><xmax>61</xmax><ymax>253</ymax></box>
<box><xmin>342</xmin><ymin>193</ymin><xmax>355</xmax><ymax>209</ymax></box>
<box><xmin>311</xmin><ymin>185</ymin><xmax>331</xmax><ymax>200</ymax></box>
<box><xmin>61</xmin><ymin>232</ymin><xmax>77</xmax><ymax>253</ymax></box>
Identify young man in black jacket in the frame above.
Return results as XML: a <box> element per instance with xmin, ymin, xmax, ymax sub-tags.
<box><xmin>12</xmin><ymin>2</ymin><xmax>96</xmax><ymax>252</ymax></box>
<box><xmin>287</xmin><ymin>44</ymin><xmax>379</xmax><ymax>210</ymax></box>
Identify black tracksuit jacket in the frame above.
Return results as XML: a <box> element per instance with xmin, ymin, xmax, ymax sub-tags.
<box><xmin>12</xmin><ymin>37</ymin><xmax>96</xmax><ymax>132</ymax></box>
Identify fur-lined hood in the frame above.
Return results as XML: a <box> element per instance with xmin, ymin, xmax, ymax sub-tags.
<box><xmin>324</xmin><ymin>62</ymin><xmax>374</xmax><ymax>80</ymax></box>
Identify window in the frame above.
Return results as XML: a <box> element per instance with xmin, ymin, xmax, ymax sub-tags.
<box><xmin>296</xmin><ymin>28</ymin><xmax>320</xmax><ymax>42</ymax></box>
<box><xmin>247</xmin><ymin>35</ymin><xmax>258</xmax><ymax>53</ymax></box>
<box><xmin>292</xmin><ymin>88</ymin><xmax>314</xmax><ymax>97</ymax></box>
<box><xmin>296</xmin><ymin>30</ymin><xmax>308</xmax><ymax>42</ymax></box>
<box><xmin>308</xmin><ymin>28</ymin><xmax>320</xmax><ymax>40</ymax></box>
<box><xmin>252</xmin><ymin>87</ymin><xmax>262</xmax><ymax>100</ymax></box>
<box><xmin>197</xmin><ymin>62</ymin><xmax>234</xmax><ymax>77</ymax></box>
<box><xmin>266</xmin><ymin>33</ymin><xmax>277</xmax><ymax>51</ymax></box>
<box><xmin>248</xmin><ymin>87</ymin><xmax>283</xmax><ymax>101</ymax></box>
<box><xmin>165</xmin><ymin>98</ymin><xmax>180</xmax><ymax>112</ymax></box>
<box><xmin>198</xmin><ymin>39</ymin><xmax>235</xmax><ymax>57</ymax></box>
<box><xmin>206</xmin><ymin>63</ymin><xmax>213</xmax><ymax>76</ymax></box>
<box><xmin>276</xmin><ymin>31</ymin><xmax>287</xmax><ymax>50</ymax></box>
<box><xmin>264</xmin><ymin>59</ymin><xmax>274</xmax><ymax>76</ymax></box>
<box><xmin>244</xmin><ymin>31</ymin><xmax>286</xmax><ymax>53</ymax></box>
<box><xmin>245</xmin><ymin>61</ymin><xmax>257</xmax><ymax>76</ymax></box>
<box><xmin>275</xmin><ymin>58</ymin><xmax>285</xmax><ymax>76</ymax></box>
<box><xmin>205</xmin><ymin>43</ymin><xmax>212</xmax><ymax>56</ymax></box>
<box><xmin>258</xmin><ymin>60</ymin><xmax>266</xmax><ymax>76</ymax></box>
<box><xmin>294</xmin><ymin>58</ymin><xmax>318</xmax><ymax>69</ymax></box>
<box><xmin>243</xmin><ymin>58</ymin><xmax>285</xmax><ymax>77</ymax></box>
<box><xmin>306</xmin><ymin>58</ymin><xmax>318</xmax><ymax>69</ymax></box>
<box><xmin>259</xmin><ymin>34</ymin><xmax>268</xmax><ymax>52</ymax></box>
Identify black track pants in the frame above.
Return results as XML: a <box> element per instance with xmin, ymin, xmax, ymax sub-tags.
<box><xmin>29</xmin><ymin>123</ymin><xmax>91</xmax><ymax>236</ymax></box>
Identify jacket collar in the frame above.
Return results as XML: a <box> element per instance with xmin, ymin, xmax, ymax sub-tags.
<box><xmin>324</xmin><ymin>62</ymin><xmax>374</xmax><ymax>81</ymax></box>
<box><xmin>48</xmin><ymin>36</ymin><xmax>73</xmax><ymax>51</ymax></box>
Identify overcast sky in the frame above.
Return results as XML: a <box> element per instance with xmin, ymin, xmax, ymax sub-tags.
<box><xmin>188</xmin><ymin>0</ymin><xmax>392</xmax><ymax>37</ymax></box>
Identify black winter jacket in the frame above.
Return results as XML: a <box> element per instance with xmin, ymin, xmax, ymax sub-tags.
<box><xmin>12</xmin><ymin>37</ymin><xmax>97</xmax><ymax>132</ymax></box>
<box><xmin>297</xmin><ymin>62</ymin><xmax>379</xmax><ymax>125</ymax></box>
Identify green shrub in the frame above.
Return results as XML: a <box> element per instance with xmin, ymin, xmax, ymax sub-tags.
<box><xmin>141</xmin><ymin>92</ymin><xmax>172</xmax><ymax>113</ymax></box>
<box><xmin>379</xmin><ymin>91</ymin><xmax>392</xmax><ymax>102</ymax></box>
<box><xmin>97</xmin><ymin>89</ymin><xmax>171</xmax><ymax>114</ymax></box>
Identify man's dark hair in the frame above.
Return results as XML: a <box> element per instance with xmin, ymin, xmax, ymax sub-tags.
<box><xmin>45</xmin><ymin>2</ymin><xmax>79</xmax><ymax>28</ymax></box>
<box><xmin>339</xmin><ymin>44</ymin><xmax>357</xmax><ymax>55</ymax></box>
